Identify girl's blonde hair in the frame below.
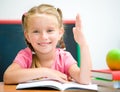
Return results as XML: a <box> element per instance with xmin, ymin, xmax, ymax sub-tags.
<box><xmin>22</xmin><ymin>4</ymin><xmax>66</xmax><ymax>68</ymax></box>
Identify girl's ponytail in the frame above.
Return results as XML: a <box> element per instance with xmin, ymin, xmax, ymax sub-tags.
<box><xmin>31</xmin><ymin>54</ymin><xmax>41</xmax><ymax>68</ymax></box>
<box><xmin>58</xmin><ymin>37</ymin><xmax>66</xmax><ymax>50</ymax></box>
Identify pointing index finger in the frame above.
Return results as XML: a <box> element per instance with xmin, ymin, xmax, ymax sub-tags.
<box><xmin>75</xmin><ymin>14</ymin><xmax>81</xmax><ymax>30</ymax></box>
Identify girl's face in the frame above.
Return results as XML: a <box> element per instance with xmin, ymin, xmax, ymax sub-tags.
<box><xmin>25</xmin><ymin>14</ymin><xmax>63</xmax><ymax>54</ymax></box>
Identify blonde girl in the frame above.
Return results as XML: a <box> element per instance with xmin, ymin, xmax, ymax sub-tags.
<box><xmin>4</xmin><ymin>4</ymin><xmax>92</xmax><ymax>84</ymax></box>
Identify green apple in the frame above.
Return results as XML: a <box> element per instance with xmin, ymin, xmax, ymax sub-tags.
<box><xmin>106</xmin><ymin>49</ymin><xmax>120</xmax><ymax>70</ymax></box>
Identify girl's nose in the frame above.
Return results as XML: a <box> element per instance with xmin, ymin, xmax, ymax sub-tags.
<box><xmin>40</xmin><ymin>32</ymin><xmax>48</xmax><ymax>39</ymax></box>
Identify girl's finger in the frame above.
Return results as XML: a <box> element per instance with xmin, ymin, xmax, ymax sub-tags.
<box><xmin>75</xmin><ymin>14</ymin><xmax>81</xmax><ymax>30</ymax></box>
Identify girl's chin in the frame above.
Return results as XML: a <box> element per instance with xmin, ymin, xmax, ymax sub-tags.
<box><xmin>37</xmin><ymin>49</ymin><xmax>53</xmax><ymax>54</ymax></box>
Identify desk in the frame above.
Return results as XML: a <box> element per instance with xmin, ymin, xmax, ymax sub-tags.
<box><xmin>0</xmin><ymin>82</ymin><xmax>97</xmax><ymax>92</ymax></box>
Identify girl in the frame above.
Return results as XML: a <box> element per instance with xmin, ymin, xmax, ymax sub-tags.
<box><xmin>3</xmin><ymin>4</ymin><xmax>92</xmax><ymax>84</ymax></box>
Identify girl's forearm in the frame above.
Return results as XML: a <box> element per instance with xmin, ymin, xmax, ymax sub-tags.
<box><xmin>4</xmin><ymin>67</ymin><xmax>48</xmax><ymax>84</ymax></box>
<box><xmin>79</xmin><ymin>44</ymin><xmax>92</xmax><ymax>84</ymax></box>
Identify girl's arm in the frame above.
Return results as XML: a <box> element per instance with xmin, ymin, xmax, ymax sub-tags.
<box><xmin>69</xmin><ymin>14</ymin><xmax>92</xmax><ymax>84</ymax></box>
<box><xmin>3</xmin><ymin>62</ymin><xmax>68</xmax><ymax>84</ymax></box>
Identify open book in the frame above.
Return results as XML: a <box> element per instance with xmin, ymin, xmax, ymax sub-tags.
<box><xmin>16</xmin><ymin>79</ymin><xmax>98</xmax><ymax>91</ymax></box>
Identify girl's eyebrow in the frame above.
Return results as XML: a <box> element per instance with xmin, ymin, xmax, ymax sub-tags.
<box><xmin>47</xmin><ymin>26</ymin><xmax>56</xmax><ymax>29</ymax></box>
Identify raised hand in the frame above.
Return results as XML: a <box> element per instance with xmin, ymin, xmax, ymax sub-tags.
<box><xmin>73</xmin><ymin>14</ymin><xmax>87</xmax><ymax>47</ymax></box>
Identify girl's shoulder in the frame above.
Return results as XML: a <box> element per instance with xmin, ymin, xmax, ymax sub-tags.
<box><xmin>14</xmin><ymin>47</ymin><xmax>32</xmax><ymax>68</ymax></box>
<box><xmin>56</xmin><ymin>48</ymin><xmax>70</xmax><ymax>53</ymax></box>
<box><xmin>18</xmin><ymin>47</ymin><xmax>32</xmax><ymax>56</ymax></box>
<box><xmin>15</xmin><ymin>47</ymin><xmax>32</xmax><ymax>62</ymax></box>
<box><xmin>56</xmin><ymin>48</ymin><xmax>72</xmax><ymax>58</ymax></box>
<box><xmin>56</xmin><ymin>48</ymin><xmax>77</xmax><ymax>63</ymax></box>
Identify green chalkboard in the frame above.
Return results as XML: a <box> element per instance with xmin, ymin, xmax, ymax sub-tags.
<box><xmin>0</xmin><ymin>23</ymin><xmax>27</xmax><ymax>81</ymax></box>
<box><xmin>64</xmin><ymin>23</ymin><xmax>80</xmax><ymax>66</ymax></box>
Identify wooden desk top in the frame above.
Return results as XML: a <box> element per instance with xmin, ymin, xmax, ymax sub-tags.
<box><xmin>0</xmin><ymin>82</ymin><xmax>96</xmax><ymax>92</ymax></box>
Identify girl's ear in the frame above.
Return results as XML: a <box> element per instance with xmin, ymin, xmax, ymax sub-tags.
<box><xmin>24</xmin><ymin>31</ymin><xmax>30</xmax><ymax>43</ymax></box>
<box><xmin>59</xmin><ymin>28</ymin><xmax>64</xmax><ymax>40</ymax></box>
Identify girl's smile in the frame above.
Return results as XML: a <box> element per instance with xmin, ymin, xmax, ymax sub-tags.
<box><xmin>37</xmin><ymin>42</ymin><xmax>52</xmax><ymax>47</ymax></box>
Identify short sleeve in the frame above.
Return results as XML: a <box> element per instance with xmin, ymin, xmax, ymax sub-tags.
<box><xmin>13</xmin><ymin>47</ymin><xmax>32</xmax><ymax>68</ymax></box>
<box><xmin>63</xmin><ymin>51</ymin><xmax>77</xmax><ymax>75</ymax></box>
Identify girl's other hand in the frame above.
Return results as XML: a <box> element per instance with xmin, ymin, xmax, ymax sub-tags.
<box><xmin>45</xmin><ymin>68</ymin><xmax>68</xmax><ymax>83</ymax></box>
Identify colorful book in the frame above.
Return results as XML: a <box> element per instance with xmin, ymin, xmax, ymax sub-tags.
<box><xmin>16</xmin><ymin>79</ymin><xmax>97</xmax><ymax>91</ymax></box>
<box><xmin>91</xmin><ymin>69</ymin><xmax>120</xmax><ymax>80</ymax></box>
<box><xmin>92</xmin><ymin>78</ymin><xmax>120</xmax><ymax>88</ymax></box>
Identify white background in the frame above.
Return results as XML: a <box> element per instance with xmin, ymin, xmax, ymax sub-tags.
<box><xmin>0</xmin><ymin>0</ymin><xmax>120</xmax><ymax>69</ymax></box>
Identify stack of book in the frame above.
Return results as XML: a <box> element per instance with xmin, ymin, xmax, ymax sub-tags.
<box><xmin>91</xmin><ymin>69</ymin><xmax>120</xmax><ymax>92</ymax></box>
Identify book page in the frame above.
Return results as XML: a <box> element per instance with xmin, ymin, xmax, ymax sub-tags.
<box><xmin>62</xmin><ymin>82</ymin><xmax>98</xmax><ymax>90</ymax></box>
<box><xmin>16</xmin><ymin>79</ymin><xmax>64</xmax><ymax>90</ymax></box>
